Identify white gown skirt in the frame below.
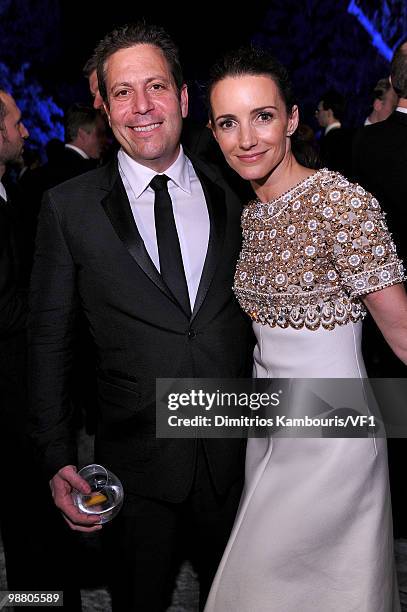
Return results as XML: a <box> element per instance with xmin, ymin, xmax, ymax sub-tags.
<box><xmin>204</xmin><ymin>321</ymin><xmax>400</xmax><ymax>612</ymax></box>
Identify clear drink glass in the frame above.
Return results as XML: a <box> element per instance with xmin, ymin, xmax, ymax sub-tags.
<box><xmin>72</xmin><ymin>464</ymin><xmax>124</xmax><ymax>524</ymax></box>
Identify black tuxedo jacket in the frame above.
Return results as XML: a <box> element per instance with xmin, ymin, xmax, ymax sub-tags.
<box><xmin>352</xmin><ymin>110</ymin><xmax>407</xmax><ymax>259</ymax></box>
<box><xmin>19</xmin><ymin>148</ymin><xmax>97</xmax><ymax>272</ymax></box>
<box><xmin>320</xmin><ymin>126</ymin><xmax>353</xmax><ymax>177</ymax></box>
<box><xmin>23</xmin><ymin>146</ymin><xmax>97</xmax><ymax>196</ymax></box>
<box><xmin>0</xmin><ymin>198</ymin><xmax>26</xmax><ymax>340</ymax></box>
<box><xmin>28</xmin><ymin>153</ymin><xmax>253</xmax><ymax>501</ymax></box>
<box><xmin>0</xmin><ymin>197</ymin><xmax>27</xmax><ymax>434</ymax></box>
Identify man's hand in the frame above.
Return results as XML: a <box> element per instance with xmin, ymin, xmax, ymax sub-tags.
<box><xmin>50</xmin><ymin>465</ymin><xmax>103</xmax><ymax>532</ymax></box>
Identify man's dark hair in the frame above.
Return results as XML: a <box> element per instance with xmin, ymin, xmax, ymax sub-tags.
<box><xmin>64</xmin><ymin>104</ymin><xmax>99</xmax><ymax>143</ymax></box>
<box><xmin>320</xmin><ymin>90</ymin><xmax>346</xmax><ymax>121</ymax></box>
<box><xmin>94</xmin><ymin>21</ymin><xmax>183</xmax><ymax>104</ymax></box>
<box><xmin>207</xmin><ymin>46</ymin><xmax>296</xmax><ymax>122</ymax></box>
<box><xmin>391</xmin><ymin>40</ymin><xmax>407</xmax><ymax>98</ymax></box>
<box><xmin>83</xmin><ymin>53</ymin><xmax>97</xmax><ymax>79</ymax></box>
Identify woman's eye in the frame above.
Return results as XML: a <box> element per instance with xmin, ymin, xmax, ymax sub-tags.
<box><xmin>219</xmin><ymin>119</ymin><xmax>235</xmax><ymax>129</ymax></box>
<box><xmin>258</xmin><ymin>112</ymin><xmax>272</xmax><ymax>122</ymax></box>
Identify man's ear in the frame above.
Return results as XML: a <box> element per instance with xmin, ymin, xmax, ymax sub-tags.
<box><xmin>180</xmin><ymin>84</ymin><xmax>188</xmax><ymax>119</ymax></box>
<box><xmin>103</xmin><ymin>102</ymin><xmax>112</xmax><ymax>127</ymax></box>
<box><xmin>76</xmin><ymin>127</ymin><xmax>87</xmax><ymax>142</ymax></box>
<box><xmin>373</xmin><ymin>98</ymin><xmax>383</xmax><ymax>113</ymax></box>
<box><xmin>287</xmin><ymin>105</ymin><xmax>299</xmax><ymax>136</ymax></box>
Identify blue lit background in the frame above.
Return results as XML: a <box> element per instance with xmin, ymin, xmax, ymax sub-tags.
<box><xmin>0</xmin><ymin>0</ymin><xmax>406</xmax><ymax>152</ymax></box>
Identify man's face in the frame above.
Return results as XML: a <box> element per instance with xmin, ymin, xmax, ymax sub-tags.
<box><xmin>89</xmin><ymin>70</ymin><xmax>104</xmax><ymax>111</ymax></box>
<box><xmin>0</xmin><ymin>93</ymin><xmax>29</xmax><ymax>164</ymax></box>
<box><xmin>315</xmin><ymin>101</ymin><xmax>330</xmax><ymax>128</ymax></box>
<box><xmin>104</xmin><ymin>44</ymin><xmax>188</xmax><ymax>172</ymax></box>
<box><xmin>81</xmin><ymin>114</ymin><xmax>108</xmax><ymax>159</ymax></box>
<box><xmin>375</xmin><ymin>87</ymin><xmax>398</xmax><ymax>122</ymax></box>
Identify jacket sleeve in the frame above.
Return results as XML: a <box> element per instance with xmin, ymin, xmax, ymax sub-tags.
<box><xmin>0</xmin><ymin>213</ymin><xmax>27</xmax><ymax>337</ymax></box>
<box><xmin>28</xmin><ymin>192</ymin><xmax>79</xmax><ymax>480</ymax></box>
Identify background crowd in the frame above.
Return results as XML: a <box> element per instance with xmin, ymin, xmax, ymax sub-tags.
<box><xmin>1</xmin><ymin>2</ymin><xmax>407</xmax><ymax>610</ymax></box>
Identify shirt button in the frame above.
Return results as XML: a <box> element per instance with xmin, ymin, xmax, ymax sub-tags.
<box><xmin>188</xmin><ymin>329</ymin><xmax>196</xmax><ymax>339</ymax></box>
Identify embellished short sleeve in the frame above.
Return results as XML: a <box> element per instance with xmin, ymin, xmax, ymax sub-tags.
<box><xmin>324</xmin><ymin>181</ymin><xmax>405</xmax><ymax>297</ymax></box>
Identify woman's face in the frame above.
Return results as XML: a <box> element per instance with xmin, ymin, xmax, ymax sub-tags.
<box><xmin>210</xmin><ymin>74</ymin><xmax>298</xmax><ymax>183</ymax></box>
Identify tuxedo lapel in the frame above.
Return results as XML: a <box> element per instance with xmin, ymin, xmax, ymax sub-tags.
<box><xmin>191</xmin><ymin>164</ymin><xmax>226</xmax><ymax>320</ymax></box>
<box><xmin>101</xmin><ymin>171</ymin><xmax>176</xmax><ymax>305</ymax></box>
<box><xmin>100</xmin><ymin>155</ymin><xmax>227</xmax><ymax>320</ymax></box>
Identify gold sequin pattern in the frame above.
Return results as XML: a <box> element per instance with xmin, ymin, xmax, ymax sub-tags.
<box><xmin>233</xmin><ymin>169</ymin><xmax>405</xmax><ymax>330</ymax></box>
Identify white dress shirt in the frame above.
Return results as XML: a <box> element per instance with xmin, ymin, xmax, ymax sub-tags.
<box><xmin>118</xmin><ymin>146</ymin><xmax>210</xmax><ymax>309</ymax></box>
<box><xmin>395</xmin><ymin>106</ymin><xmax>407</xmax><ymax>114</ymax></box>
<box><xmin>324</xmin><ymin>121</ymin><xmax>341</xmax><ymax>135</ymax></box>
<box><xmin>65</xmin><ymin>144</ymin><xmax>89</xmax><ymax>159</ymax></box>
<box><xmin>0</xmin><ymin>181</ymin><xmax>7</xmax><ymax>201</ymax></box>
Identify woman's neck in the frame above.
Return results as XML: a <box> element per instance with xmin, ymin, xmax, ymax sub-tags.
<box><xmin>252</xmin><ymin>154</ymin><xmax>315</xmax><ymax>203</ymax></box>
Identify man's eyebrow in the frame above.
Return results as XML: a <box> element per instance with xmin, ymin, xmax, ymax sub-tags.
<box><xmin>110</xmin><ymin>75</ymin><xmax>171</xmax><ymax>90</ymax></box>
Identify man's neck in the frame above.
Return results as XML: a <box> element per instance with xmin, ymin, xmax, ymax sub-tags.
<box><xmin>367</xmin><ymin>111</ymin><xmax>378</xmax><ymax>124</ymax></box>
<box><xmin>65</xmin><ymin>143</ymin><xmax>89</xmax><ymax>159</ymax></box>
<box><xmin>325</xmin><ymin>121</ymin><xmax>341</xmax><ymax>135</ymax></box>
<box><xmin>397</xmin><ymin>98</ymin><xmax>407</xmax><ymax>109</ymax></box>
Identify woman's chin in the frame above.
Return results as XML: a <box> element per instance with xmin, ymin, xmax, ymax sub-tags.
<box><xmin>232</xmin><ymin>165</ymin><xmax>266</xmax><ymax>182</ymax></box>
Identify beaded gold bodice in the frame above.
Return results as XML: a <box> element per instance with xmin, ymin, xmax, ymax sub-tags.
<box><xmin>234</xmin><ymin>169</ymin><xmax>405</xmax><ymax>330</ymax></box>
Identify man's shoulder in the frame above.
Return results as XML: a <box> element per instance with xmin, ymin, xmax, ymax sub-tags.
<box><xmin>186</xmin><ymin>149</ymin><xmax>248</xmax><ymax>204</ymax></box>
<box><xmin>354</xmin><ymin>113</ymin><xmax>407</xmax><ymax>144</ymax></box>
<box><xmin>47</xmin><ymin>159</ymin><xmax>117</xmax><ymax>201</ymax></box>
<box><xmin>186</xmin><ymin>149</ymin><xmax>224</xmax><ymax>182</ymax></box>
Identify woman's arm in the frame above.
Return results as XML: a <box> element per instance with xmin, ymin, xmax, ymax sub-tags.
<box><xmin>362</xmin><ymin>283</ymin><xmax>407</xmax><ymax>365</ymax></box>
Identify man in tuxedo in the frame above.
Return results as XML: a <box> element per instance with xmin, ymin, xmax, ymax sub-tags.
<box><xmin>0</xmin><ymin>91</ymin><xmax>82</xmax><ymax>609</ymax></box>
<box><xmin>316</xmin><ymin>89</ymin><xmax>352</xmax><ymax>176</ymax></box>
<box><xmin>0</xmin><ymin>90</ymin><xmax>30</xmax><ymax>591</ymax></box>
<box><xmin>363</xmin><ymin>77</ymin><xmax>397</xmax><ymax>126</ymax></box>
<box><xmin>29</xmin><ymin>23</ymin><xmax>253</xmax><ymax>611</ymax></box>
<box><xmin>24</xmin><ymin>104</ymin><xmax>107</xmax><ymax>199</ymax></box>
<box><xmin>352</xmin><ymin>42</ymin><xmax>407</xmax><ymax>262</ymax></box>
<box><xmin>352</xmin><ymin>40</ymin><xmax>407</xmax><ymax>537</ymax></box>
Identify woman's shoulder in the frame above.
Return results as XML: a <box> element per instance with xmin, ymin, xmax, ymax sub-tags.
<box><xmin>310</xmin><ymin>168</ymin><xmax>381</xmax><ymax>212</ymax></box>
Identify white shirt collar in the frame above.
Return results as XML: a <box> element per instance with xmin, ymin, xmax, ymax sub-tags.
<box><xmin>396</xmin><ymin>106</ymin><xmax>407</xmax><ymax>115</ymax></box>
<box><xmin>364</xmin><ymin>116</ymin><xmax>372</xmax><ymax>126</ymax></box>
<box><xmin>325</xmin><ymin>122</ymin><xmax>341</xmax><ymax>135</ymax></box>
<box><xmin>0</xmin><ymin>181</ymin><xmax>7</xmax><ymax>201</ymax></box>
<box><xmin>117</xmin><ymin>146</ymin><xmax>191</xmax><ymax>198</ymax></box>
<box><xmin>65</xmin><ymin>144</ymin><xmax>89</xmax><ymax>159</ymax></box>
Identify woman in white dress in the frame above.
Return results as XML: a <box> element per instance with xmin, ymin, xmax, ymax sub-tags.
<box><xmin>204</xmin><ymin>47</ymin><xmax>407</xmax><ymax>612</ymax></box>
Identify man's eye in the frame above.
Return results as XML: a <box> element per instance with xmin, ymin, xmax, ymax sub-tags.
<box><xmin>115</xmin><ymin>89</ymin><xmax>129</xmax><ymax>97</ymax></box>
<box><xmin>150</xmin><ymin>83</ymin><xmax>165</xmax><ymax>91</ymax></box>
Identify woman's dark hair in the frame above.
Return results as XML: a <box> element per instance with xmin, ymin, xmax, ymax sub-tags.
<box><xmin>207</xmin><ymin>46</ymin><xmax>296</xmax><ymax>121</ymax></box>
<box><xmin>207</xmin><ymin>46</ymin><xmax>320</xmax><ymax>169</ymax></box>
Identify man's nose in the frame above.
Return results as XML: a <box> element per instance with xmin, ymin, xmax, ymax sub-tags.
<box><xmin>20</xmin><ymin>122</ymin><xmax>29</xmax><ymax>139</ymax></box>
<box><xmin>130</xmin><ymin>90</ymin><xmax>154</xmax><ymax>114</ymax></box>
